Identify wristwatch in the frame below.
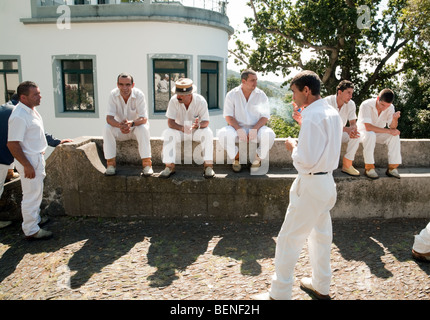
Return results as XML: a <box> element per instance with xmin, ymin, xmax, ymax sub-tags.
<box><xmin>131</xmin><ymin>121</ymin><xmax>135</xmax><ymax>127</ymax></box>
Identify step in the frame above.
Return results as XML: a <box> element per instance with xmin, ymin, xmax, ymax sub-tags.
<box><xmin>1</xmin><ymin>137</ymin><xmax>429</xmax><ymax>221</ymax></box>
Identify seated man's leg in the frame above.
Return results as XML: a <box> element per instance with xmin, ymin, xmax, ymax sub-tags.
<box><xmin>341</xmin><ymin>133</ymin><xmax>360</xmax><ymax>176</ymax></box>
<box><xmin>361</xmin><ymin>131</ymin><xmax>379</xmax><ymax>179</ymax></box>
<box><xmin>377</xmin><ymin>133</ymin><xmax>402</xmax><ymax>178</ymax></box>
<box><xmin>103</xmin><ymin>124</ymin><xmax>121</xmax><ymax>175</ymax></box>
<box><xmin>217</xmin><ymin>126</ymin><xmax>238</xmax><ymax>162</ymax></box>
<box><xmin>133</xmin><ymin>124</ymin><xmax>153</xmax><ymax>176</ymax></box>
<box><xmin>194</xmin><ymin>127</ymin><xmax>215</xmax><ymax>178</ymax></box>
<box><xmin>160</xmin><ymin>128</ymin><xmax>182</xmax><ymax>178</ymax></box>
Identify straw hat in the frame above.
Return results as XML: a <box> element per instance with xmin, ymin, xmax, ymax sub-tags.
<box><xmin>173</xmin><ymin>78</ymin><xmax>196</xmax><ymax>95</ymax></box>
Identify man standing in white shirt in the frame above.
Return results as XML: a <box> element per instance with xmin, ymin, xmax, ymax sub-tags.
<box><xmin>160</xmin><ymin>78</ymin><xmax>215</xmax><ymax>179</ymax></box>
<box><xmin>7</xmin><ymin>81</ymin><xmax>52</xmax><ymax>240</ymax></box>
<box><xmin>357</xmin><ymin>89</ymin><xmax>401</xmax><ymax>179</ymax></box>
<box><xmin>254</xmin><ymin>71</ymin><xmax>342</xmax><ymax>300</ymax></box>
<box><xmin>217</xmin><ymin>69</ymin><xmax>275</xmax><ymax>174</ymax></box>
<box><xmin>103</xmin><ymin>73</ymin><xmax>153</xmax><ymax>177</ymax></box>
<box><xmin>324</xmin><ymin>80</ymin><xmax>361</xmax><ymax>176</ymax></box>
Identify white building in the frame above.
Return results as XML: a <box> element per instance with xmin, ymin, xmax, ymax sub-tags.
<box><xmin>0</xmin><ymin>0</ymin><xmax>233</xmax><ymax>148</ymax></box>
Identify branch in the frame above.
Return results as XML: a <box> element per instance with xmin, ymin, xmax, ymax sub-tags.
<box><xmin>249</xmin><ymin>0</ymin><xmax>338</xmax><ymax>53</ymax></box>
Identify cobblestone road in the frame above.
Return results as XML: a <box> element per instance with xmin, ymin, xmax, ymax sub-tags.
<box><xmin>0</xmin><ymin>217</ymin><xmax>429</xmax><ymax>301</ymax></box>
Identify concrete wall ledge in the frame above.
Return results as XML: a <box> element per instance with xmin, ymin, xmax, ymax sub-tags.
<box><xmin>1</xmin><ymin>137</ymin><xmax>429</xmax><ymax>221</ymax></box>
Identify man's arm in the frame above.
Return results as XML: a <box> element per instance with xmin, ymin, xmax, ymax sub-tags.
<box><xmin>7</xmin><ymin>141</ymin><xmax>35</xmax><ymax>179</ymax></box>
<box><xmin>364</xmin><ymin>123</ymin><xmax>400</xmax><ymax>136</ymax></box>
<box><xmin>225</xmin><ymin>116</ymin><xmax>247</xmax><ymax>141</ymax></box>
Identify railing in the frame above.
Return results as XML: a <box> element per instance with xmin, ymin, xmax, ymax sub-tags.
<box><xmin>38</xmin><ymin>0</ymin><xmax>228</xmax><ymax>14</ymax></box>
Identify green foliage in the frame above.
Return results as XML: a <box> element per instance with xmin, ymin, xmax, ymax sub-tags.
<box><xmin>232</xmin><ymin>0</ymin><xmax>429</xmax><ymax>105</ymax></box>
<box><xmin>268</xmin><ymin>114</ymin><xmax>300</xmax><ymax>138</ymax></box>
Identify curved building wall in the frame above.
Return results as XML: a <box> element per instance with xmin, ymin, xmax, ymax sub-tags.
<box><xmin>0</xmin><ymin>0</ymin><xmax>232</xmax><ymax>148</ymax></box>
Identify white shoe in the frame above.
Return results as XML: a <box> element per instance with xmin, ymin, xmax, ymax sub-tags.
<box><xmin>232</xmin><ymin>159</ymin><xmax>241</xmax><ymax>173</ymax></box>
<box><xmin>105</xmin><ymin>165</ymin><xmax>116</xmax><ymax>176</ymax></box>
<box><xmin>0</xmin><ymin>221</ymin><xmax>12</xmax><ymax>229</ymax></box>
<box><xmin>341</xmin><ymin>165</ymin><xmax>360</xmax><ymax>176</ymax></box>
<box><xmin>251</xmin><ymin>292</ymin><xmax>274</xmax><ymax>300</ymax></box>
<box><xmin>159</xmin><ymin>166</ymin><xmax>175</xmax><ymax>179</ymax></box>
<box><xmin>300</xmin><ymin>277</ymin><xmax>331</xmax><ymax>300</ymax></box>
<box><xmin>141</xmin><ymin>166</ymin><xmax>153</xmax><ymax>177</ymax></box>
<box><xmin>204</xmin><ymin>166</ymin><xmax>215</xmax><ymax>179</ymax></box>
<box><xmin>365</xmin><ymin>168</ymin><xmax>379</xmax><ymax>179</ymax></box>
<box><xmin>386</xmin><ymin>168</ymin><xmax>400</xmax><ymax>179</ymax></box>
<box><xmin>26</xmin><ymin>228</ymin><xmax>53</xmax><ymax>241</ymax></box>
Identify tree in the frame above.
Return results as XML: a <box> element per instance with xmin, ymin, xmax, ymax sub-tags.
<box><xmin>230</xmin><ymin>0</ymin><xmax>428</xmax><ymax>105</ymax></box>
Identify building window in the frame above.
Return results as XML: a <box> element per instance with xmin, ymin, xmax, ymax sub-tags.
<box><xmin>0</xmin><ymin>60</ymin><xmax>19</xmax><ymax>105</ymax></box>
<box><xmin>61</xmin><ymin>59</ymin><xmax>95</xmax><ymax>112</ymax></box>
<box><xmin>153</xmin><ymin>59</ymin><xmax>187</xmax><ymax>113</ymax></box>
<box><xmin>200</xmin><ymin>60</ymin><xmax>219</xmax><ymax>109</ymax></box>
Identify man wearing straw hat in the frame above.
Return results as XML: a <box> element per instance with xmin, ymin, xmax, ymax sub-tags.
<box><xmin>160</xmin><ymin>78</ymin><xmax>215</xmax><ymax>179</ymax></box>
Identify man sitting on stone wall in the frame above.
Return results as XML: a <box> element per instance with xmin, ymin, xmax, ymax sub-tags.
<box><xmin>160</xmin><ymin>78</ymin><xmax>215</xmax><ymax>179</ymax></box>
<box><xmin>103</xmin><ymin>73</ymin><xmax>153</xmax><ymax>177</ymax></box>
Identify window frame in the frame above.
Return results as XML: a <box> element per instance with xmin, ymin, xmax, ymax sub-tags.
<box><xmin>52</xmin><ymin>54</ymin><xmax>99</xmax><ymax>118</ymax></box>
<box><xmin>0</xmin><ymin>56</ymin><xmax>22</xmax><ymax>105</ymax></box>
<box><xmin>147</xmin><ymin>54</ymin><xmax>192</xmax><ymax>118</ymax></box>
<box><xmin>200</xmin><ymin>60</ymin><xmax>219</xmax><ymax>110</ymax></box>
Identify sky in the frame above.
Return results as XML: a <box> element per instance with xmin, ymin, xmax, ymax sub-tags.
<box><xmin>225</xmin><ymin>1</ymin><xmax>286</xmax><ymax>83</ymax></box>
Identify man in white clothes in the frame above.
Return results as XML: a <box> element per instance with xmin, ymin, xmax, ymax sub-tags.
<box><xmin>357</xmin><ymin>89</ymin><xmax>401</xmax><ymax>179</ymax></box>
<box><xmin>324</xmin><ymin>80</ymin><xmax>361</xmax><ymax>176</ymax></box>
<box><xmin>217</xmin><ymin>69</ymin><xmax>275</xmax><ymax>174</ymax></box>
<box><xmin>7</xmin><ymin>81</ymin><xmax>52</xmax><ymax>240</ymax></box>
<box><xmin>412</xmin><ymin>222</ymin><xmax>430</xmax><ymax>262</ymax></box>
<box><xmin>160</xmin><ymin>78</ymin><xmax>215</xmax><ymax>179</ymax></box>
<box><xmin>103</xmin><ymin>73</ymin><xmax>153</xmax><ymax>177</ymax></box>
<box><xmin>254</xmin><ymin>71</ymin><xmax>342</xmax><ymax>300</ymax></box>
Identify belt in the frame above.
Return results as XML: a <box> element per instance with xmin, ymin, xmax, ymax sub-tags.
<box><xmin>309</xmin><ymin>172</ymin><xmax>327</xmax><ymax>175</ymax></box>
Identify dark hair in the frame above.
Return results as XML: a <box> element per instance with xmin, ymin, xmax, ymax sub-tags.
<box><xmin>117</xmin><ymin>73</ymin><xmax>134</xmax><ymax>84</ymax></box>
<box><xmin>241</xmin><ymin>69</ymin><xmax>257</xmax><ymax>81</ymax></box>
<box><xmin>379</xmin><ymin>89</ymin><xmax>394</xmax><ymax>104</ymax></box>
<box><xmin>17</xmin><ymin>81</ymin><xmax>38</xmax><ymax>99</ymax></box>
<box><xmin>337</xmin><ymin>80</ymin><xmax>354</xmax><ymax>92</ymax></box>
<box><xmin>290</xmin><ymin>70</ymin><xmax>321</xmax><ymax>95</ymax></box>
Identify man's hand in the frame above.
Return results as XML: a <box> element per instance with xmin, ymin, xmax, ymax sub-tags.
<box><xmin>236</xmin><ymin>128</ymin><xmax>248</xmax><ymax>142</ymax></box>
<box><xmin>119</xmin><ymin>120</ymin><xmax>131</xmax><ymax>134</ymax></box>
<box><xmin>23</xmin><ymin>164</ymin><xmax>36</xmax><ymax>179</ymax></box>
<box><xmin>285</xmin><ymin>137</ymin><xmax>297</xmax><ymax>152</ymax></box>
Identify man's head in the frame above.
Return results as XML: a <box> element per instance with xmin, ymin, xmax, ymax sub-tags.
<box><xmin>17</xmin><ymin>81</ymin><xmax>41</xmax><ymax>108</ymax></box>
<box><xmin>289</xmin><ymin>70</ymin><xmax>321</xmax><ymax>108</ymax></box>
<box><xmin>336</xmin><ymin>80</ymin><xmax>354</xmax><ymax>104</ymax></box>
<box><xmin>241</xmin><ymin>69</ymin><xmax>258</xmax><ymax>92</ymax></box>
<box><xmin>174</xmin><ymin>78</ymin><xmax>195</xmax><ymax>105</ymax></box>
<box><xmin>117</xmin><ymin>73</ymin><xmax>134</xmax><ymax>97</ymax></box>
<box><xmin>377</xmin><ymin>89</ymin><xmax>395</xmax><ymax>111</ymax></box>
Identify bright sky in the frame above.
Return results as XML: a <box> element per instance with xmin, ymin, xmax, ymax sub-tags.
<box><xmin>225</xmin><ymin>0</ymin><xmax>286</xmax><ymax>83</ymax></box>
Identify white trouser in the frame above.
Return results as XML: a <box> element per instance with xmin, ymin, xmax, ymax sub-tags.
<box><xmin>217</xmin><ymin>125</ymin><xmax>275</xmax><ymax>162</ymax></box>
<box><xmin>360</xmin><ymin>131</ymin><xmax>402</xmax><ymax>165</ymax></box>
<box><xmin>342</xmin><ymin>132</ymin><xmax>361</xmax><ymax>161</ymax></box>
<box><xmin>162</xmin><ymin>127</ymin><xmax>214</xmax><ymax>164</ymax></box>
<box><xmin>413</xmin><ymin>222</ymin><xmax>430</xmax><ymax>254</ymax></box>
<box><xmin>14</xmin><ymin>154</ymin><xmax>46</xmax><ymax>236</ymax></box>
<box><xmin>103</xmin><ymin>123</ymin><xmax>152</xmax><ymax>160</ymax></box>
<box><xmin>269</xmin><ymin>173</ymin><xmax>337</xmax><ymax>300</ymax></box>
<box><xmin>0</xmin><ymin>163</ymin><xmax>13</xmax><ymax>198</ymax></box>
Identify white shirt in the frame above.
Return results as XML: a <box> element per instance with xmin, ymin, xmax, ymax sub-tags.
<box><xmin>292</xmin><ymin>99</ymin><xmax>343</xmax><ymax>174</ymax></box>
<box><xmin>8</xmin><ymin>102</ymin><xmax>47</xmax><ymax>156</ymax></box>
<box><xmin>165</xmin><ymin>93</ymin><xmax>210</xmax><ymax>126</ymax></box>
<box><xmin>357</xmin><ymin>98</ymin><xmax>395</xmax><ymax>132</ymax></box>
<box><xmin>106</xmin><ymin>87</ymin><xmax>148</xmax><ymax>122</ymax></box>
<box><xmin>324</xmin><ymin>95</ymin><xmax>357</xmax><ymax>127</ymax></box>
<box><xmin>223</xmin><ymin>86</ymin><xmax>270</xmax><ymax>129</ymax></box>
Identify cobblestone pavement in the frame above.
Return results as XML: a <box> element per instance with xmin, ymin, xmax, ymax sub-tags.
<box><xmin>0</xmin><ymin>217</ymin><xmax>429</xmax><ymax>301</ymax></box>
